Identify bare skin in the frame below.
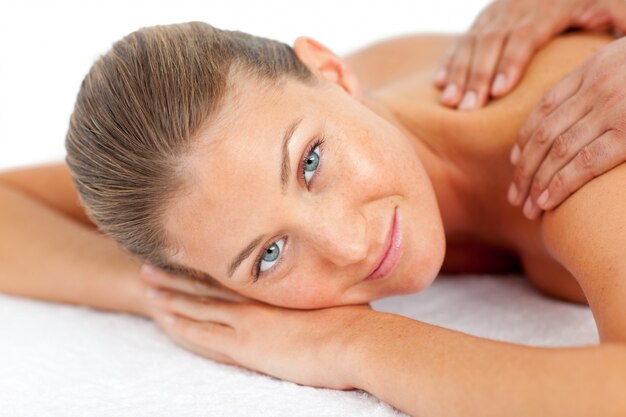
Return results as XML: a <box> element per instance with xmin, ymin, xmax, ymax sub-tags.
<box><xmin>1</xmin><ymin>30</ymin><xmax>626</xmax><ymax>417</ymax></box>
<box><xmin>341</xmin><ymin>31</ymin><xmax>616</xmax><ymax>305</ymax></box>
<box><xmin>0</xmin><ymin>31</ymin><xmax>616</xmax><ymax>309</ymax></box>
<box><xmin>435</xmin><ymin>0</ymin><xmax>626</xmax><ymax>110</ymax></box>
<box><xmin>435</xmin><ymin>0</ymin><xmax>626</xmax><ymax>222</ymax></box>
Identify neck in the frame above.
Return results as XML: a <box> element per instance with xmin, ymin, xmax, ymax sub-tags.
<box><xmin>360</xmin><ymin>90</ymin><xmax>477</xmax><ymax>239</ymax></box>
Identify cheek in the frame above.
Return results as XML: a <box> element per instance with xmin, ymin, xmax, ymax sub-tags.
<box><xmin>394</xmin><ymin>183</ymin><xmax>447</xmax><ymax>295</ymax></box>
<box><xmin>359</xmin><ymin>122</ymin><xmax>428</xmax><ymax>193</ymax></box>
<box><xmin>367</xmin><ymin>130</ymin><xmax>445</xmax><ymax>293</ymax></box>
<box><xmin>408</xmin><ymin>215</ymin><xmax>445</xmax><ymax>284</ymax></box>
<box><xmin>239</xmin><ymin>274</ymin><xmax>343</xmax><ymax>309</ymax></box>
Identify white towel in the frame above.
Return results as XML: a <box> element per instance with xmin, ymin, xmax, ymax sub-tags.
<box><xmin>0</xmin><ymin>274</ymin><xmax>598</xmax><ymax>417</ymax></box>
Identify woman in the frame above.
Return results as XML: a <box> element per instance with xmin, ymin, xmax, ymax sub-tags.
<box><xmin>0</xmin><ymin>21</ymin><xmax>625</xmax><ymax>417</ymax></box>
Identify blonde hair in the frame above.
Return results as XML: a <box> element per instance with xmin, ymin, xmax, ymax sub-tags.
<box><xmin>65</xmin><ymin>21</ymin><xmax>315</xmax><ymax>283</ymax></box>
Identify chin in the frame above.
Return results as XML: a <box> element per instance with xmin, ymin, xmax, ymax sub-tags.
<box><xmin>361</xmin><ymin>257</ymin><xmax>443</xmax><ymax>302</ymax></box>
<box><xmin>388</xmin><ymin>226</ymin><xmax>446</xmax><ymax>297</ymax></box>
<box><xmin>399</xmin><ymin>269</ymin><xmax>439</xmax><ymax>295</ymax></box>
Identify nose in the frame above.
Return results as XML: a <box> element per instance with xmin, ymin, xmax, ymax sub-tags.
<box><xmin>304</xmin><ymin>197</ymin><xmax>368</xmax><ymax>267</ymax></box>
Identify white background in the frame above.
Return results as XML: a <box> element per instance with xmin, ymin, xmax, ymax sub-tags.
<box><xmin>0</xmin><ymin>0</ymin><xmax>490</xmax><ymax>171</ymax></box>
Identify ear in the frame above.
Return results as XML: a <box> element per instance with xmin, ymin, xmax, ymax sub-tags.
<box><xmin>292</xmin><ymin>36</ymin><xmax>363</xmax><ymax>101</ymax></box>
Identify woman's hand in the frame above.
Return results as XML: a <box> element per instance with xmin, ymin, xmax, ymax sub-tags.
<box><xmin>435</xmin><ymin>0</ymin><xmax>626</xmax><ymax>110</ymax></box>
<box><xmin>139</xmin><ymin>264</ymin><xmax>373</xmax><ymax>390</ymax></box>
<box><xmin>507</xmin><ymin>36</ymin><xmax>626</xmax><ymax>219</ymax></box>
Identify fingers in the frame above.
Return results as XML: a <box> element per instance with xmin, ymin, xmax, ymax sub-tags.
<box><xmin>143</xmin><ymin>274</ymin><xmax>244</xmax><ymax>367</ymax></box>
<box><xmin>459</xmin><ymin>27</ymin><xmax>507</xmax><ymax>110</ymax></box>
<box><xmin>437</xmin><ymin>17</ymin><xmax>557</xmax><ymax>109</ymax></box>
<box><xmin>489</xmin><ymin>23</ymin><xmax>536</xmax><ymax>98</ymax></box>
<box><xmin>514</xmin><ymin>68</ymin><xmax>583</xmax><ymax>158</ymax></box>
<box><xmin>436</xmin><ymin>0</ymin><xmax>626</xmax><ymax>109</ymax></box>
<box><xmin>440</xmin><ymin>22</ymin><xmax>551</xmax><ymax>108</ymax></box>
<box><xmin>511</xmin><ymin>35</ymin><xmax>626</xmax><ymax>218</ymax></box>
<box><xmin>140</xmin><ymin>264</ymin><xmax>247</xmax><ymax>302</ymax></box>
<box><xmin>518</xmin><ymin>111</ymin><xmax>603</xmax><ymax>218</ymax></box>
<box><xmin>151</xmin><ymin>308</ymin><xmax>237</xmax><ymax>365</ymax></box>
<box><xmin>434</xmin><ymin>52</ymin><xmax>452</xmax><ymax>88</ymax></box>
<box><xmin>527</xmin><ymin>111</ymin><xmax>598</xmax><ymax>197</ymax></box>
<box><xmin>146</xmin><ymin>288</ymin><xmax>241</xmax><ymax>324</ymax></box>
<box><xmin>577</xmin><ymin>0</ymin><xmax>626</xmax><ymax>32</ymax></box>
<box><xmin>538</xmin><ymin>129</ymin><xmax>626</xmax><ymax>211</ymax></box>
<box><xmin>492</xmin><ymin>10</ymin><xmax>570</xmax><ymax>97</ymax></box>
<box><xmin>435</xmin><ymin>5</ymin><xmax>493</xmax><ymax>90</ymax></box>
<box><xmin>509</xmin><ymin>88</ymin><xmax>592</xmax><ymax>208</ymax></box>
<box><xmin>440</xmin><ymin>36</ymin><xmax>474</xmax><ymax>108</ymax></box>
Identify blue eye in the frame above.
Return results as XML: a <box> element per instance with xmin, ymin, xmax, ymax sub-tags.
<box><xmin>301</xmin><ymin>137</ymin><xmax>324</xmax><ymax>187</ymax></box>
<box><xmin>258</xmin><ymin>239</ymin><xmax>284</xmax><ymax>273</ymax></box>
<box><xmin>253</xmin><ymin>237</ymin><xmax>287</xmax><ymax>282</ymax></box>
<box><xmin>252</xmin><ymin>137</ymin><xmax>325</xmax><ymax>282</ymax></box>
<box><xmin>303</xmin><ymin>145</ymin><xmax>320</xmax><ymax>184</ymax></box>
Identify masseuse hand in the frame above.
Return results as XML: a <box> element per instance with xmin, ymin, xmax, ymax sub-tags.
<box><xmin>508</xmin><ymin>35</ymin><xmax>626</xmax><ymax>219</ymax></box>
<box><xmin>435</xmin><ymin>0</ymin><xmax>626</xmax><ymax>110</ymax></box>
<box><xmin>139</xmin><ymin>263</ymin><xmax>373</xmax><ymax>389</ymax></box>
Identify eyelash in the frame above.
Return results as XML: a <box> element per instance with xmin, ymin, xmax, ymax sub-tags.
<box><xmin>252</xmin><ymin>136</ymin><xmax>326</xmax><ymax>282</ymax></box>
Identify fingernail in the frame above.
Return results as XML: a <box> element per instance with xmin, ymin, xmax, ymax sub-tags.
<box><xmin>434</xmin><ymin>68</ymin><xmax>447</xmax><ymax>84</ymax></box>
<box><xmin>458</xmin><ymin>90</ymin><xmax>477</xmax><ymax>110</ymax></box>
<box><xmin>537</xmin><ymin>189</ymin><xmax>549</xmax><ymax>208</ymax></box>
<box><xmin>141</xmin><ymin>264</ymin><xmax>158</xmax><ymax>278</ymax></box>
<box><xmin>146</xmin><ymin>288</ymin><xmax>161</xmax><ymax>299</ymax></box>
<box><xmin>529</xmin><ymin>207</ymin><xmax>541</xmax><ymax>220</ymax></box>
<box><xmin>491</xmin><ymin>73</ymin><xmax>507</xmax><ymax>95</ymax></box>
<box><xmin>523</xmin><ymin>197</ymin><xmax>533</xmax><ymax>218</ymax></box>
<box><xmin>441</xmin><ymin>83</ymin><xmax>458</xmax><ymax>103</ymax></box>
<box><xmin>507</xmin><ymin>183</ymin><xmax>518</xmax><ymax>204</ymax></box>
<box><xmin>164</xmin><ymin>315</ymin><xmax>176</xmax><ymax>325</ymax></box>
<box><xmin>510</xmin><ymin>144</ymin><xmax>520</xmax><ymax>165</ymax></box>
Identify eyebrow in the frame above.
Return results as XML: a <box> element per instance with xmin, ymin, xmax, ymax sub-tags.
<box><xmin>227</xmin><ymin>116</ymin><xmax>303</xmax><ymax>279</ymax></box>
<box><xmin>280</xmin><ymin>116</ymin><xmax>303</xmax><ymax>194</ymax></box>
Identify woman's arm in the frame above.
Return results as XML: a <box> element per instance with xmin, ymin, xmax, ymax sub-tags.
<box><xmin>347</xmin><ymin>311</ymin><xmax>626</xmax><ymax>417</ymax></box>
<box><xmin>0</xmin><ymin>162</ymin><xmax>148</xmax><ymax>316</ymax></box>
<box><xmin>134</xmin><ymin>162</ymin><xmax>626</xmax><ymax>416</ymax></box>
<box><xmin>352</xmin><ymin>154</ymin><xmax>625</xmax><ymax>417</ymax></box>
<box><xmin>136</xmin><ymin>267</ymin><xmax>626</xmax><ymax>417</ymax></box>
<box><xmin>344</xmin><ymin>162</ymin><xmax>626</xmax><ymax>417</ymax></box>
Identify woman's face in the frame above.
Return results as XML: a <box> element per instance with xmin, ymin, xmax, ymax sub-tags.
<box><xmin>165</xmin><ymin>47</ymin><xmax>446</xmax><ymax>309</ymax></box>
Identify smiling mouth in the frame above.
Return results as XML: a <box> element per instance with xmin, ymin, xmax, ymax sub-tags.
<box><xmin>364</xmin><ymin>206</ymin><xmax>402</xmax><ymax>282</ymax></box>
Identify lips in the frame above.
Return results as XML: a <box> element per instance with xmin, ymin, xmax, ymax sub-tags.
<box><xmin>364</xmin><ymin>206</ymin><xmax>402</xmax><ymax>281</ymax></box>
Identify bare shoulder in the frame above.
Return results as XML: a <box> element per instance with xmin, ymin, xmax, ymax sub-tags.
<box><xmin>342</xmin><ymin>33</ymin><xmax>457</xmax><ymax>90</ymax></box>
<box><xmin>341</xmin><ymin>31</ymin><xmax>612</xmax><ymax>100</ymax></box>
<box><xmin>522</xmin><ymin>34</ymin><xmax>625</xmax><ymax>343</ymax></box>
<box><xmin>341</xmin><ymin>31</ymin><xmax>616</xmax><ymax>147</ymax></box>
<box><xmin>541</xmin><ymin>163</ymin><xmax>626</xmax><ymax>343</ymax></box>
<box><xmin>515</xmin><ymin>32</ymin><xmax>612</xmax><ymax>88</ymax></box>
<box><xmin>468</xmin><ymin>32</ymin><xmax>615</xmax><ymax>139</ymax></box>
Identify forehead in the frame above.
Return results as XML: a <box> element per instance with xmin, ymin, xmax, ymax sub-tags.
<box><xmin>164</xmin><ymin>76</ymin><xmax>321</xmax><ymax>274</ymax></box>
